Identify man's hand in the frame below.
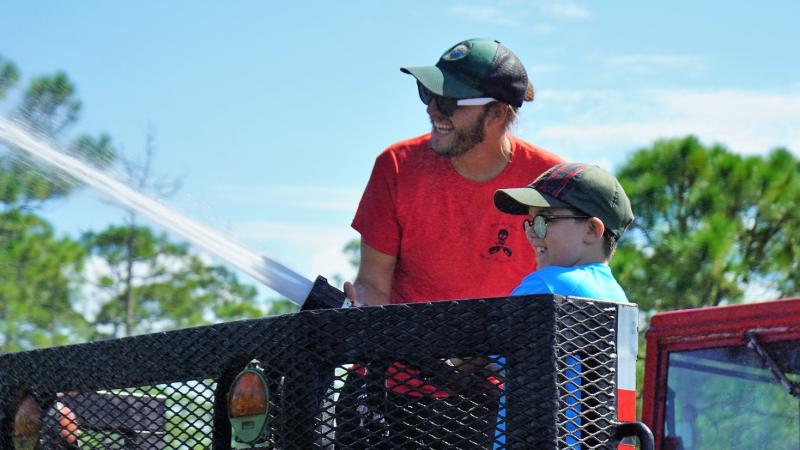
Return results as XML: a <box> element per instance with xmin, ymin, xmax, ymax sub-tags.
<box><xmin>343</xmin><ymin>281</ymin><xmax>365</xmax><ymax>307</ymax></box>
<box><xmin>345</xmin><ymin>243</ymin><xmax>396</xmax><ymax>306</ymax></box>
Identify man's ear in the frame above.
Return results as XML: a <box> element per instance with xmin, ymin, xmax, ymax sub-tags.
<box><xmin>585</xmin><ymin>217</ymin><xmax>605</xmax><ymax>243</ymax></box>
<box><xmin>484</xmin><ymin>103</ymin><xmax>508</xmax><ymax>128</ymax></box>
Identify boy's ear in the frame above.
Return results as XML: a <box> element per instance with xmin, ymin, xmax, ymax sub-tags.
<box><xmin>585</xmin><ymin>217</ymin><xmax>606</xmax><ymax>242</ymax></box>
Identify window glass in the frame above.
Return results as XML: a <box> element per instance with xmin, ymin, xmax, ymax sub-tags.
<box><xmin>664</xmin><ymin>340</ymin><xmax>800</xmax><ymax>450</ymax></box>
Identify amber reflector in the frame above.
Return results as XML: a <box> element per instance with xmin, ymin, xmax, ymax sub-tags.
<box><xmin>14</xmin><ymin>396</ymin><xmax>41</xmax><ymax>437</ymax></box>
<box><xmin>229</xmin><ymin>371</ymin><xmax>268</xmax><ymax>418</ymax></box>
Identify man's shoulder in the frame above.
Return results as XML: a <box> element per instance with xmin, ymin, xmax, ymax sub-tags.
<box><xmin>509</xmin><ymin>136</ymin><xmax>563</xmax><ymax>165</ymax></box>
<box><xmin>382</xmin><ymin>133</ymin><xmax>431</xmax><ymax>157</ymax></box>
<box><xmin>374</xmin><ymin>133</ymin><xmax>440</xmax><ymax>169</ymax></box>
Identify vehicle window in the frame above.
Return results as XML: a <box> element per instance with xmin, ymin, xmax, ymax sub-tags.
<box><xmin>664</xmin><ymin>341</ymin><xmax>800</xmax><ymax>450</ymax></box>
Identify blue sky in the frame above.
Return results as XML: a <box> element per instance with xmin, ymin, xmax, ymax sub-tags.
<box><xmin>2</xmin><ymin>1</ymin><xmax>799</xmax><ymax>301</ymax></box>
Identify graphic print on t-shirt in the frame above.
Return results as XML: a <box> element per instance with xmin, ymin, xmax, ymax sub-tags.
<box><xmin>481</xmin><ymin>223</ymin><xmax>516</xmax><ymax>263</ymax></box>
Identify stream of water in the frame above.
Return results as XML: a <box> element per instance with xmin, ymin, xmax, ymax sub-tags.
<box><xmin>0</xmin><ymin>117</ymin><xmax>314</xmax><ymax>304</ymax></box>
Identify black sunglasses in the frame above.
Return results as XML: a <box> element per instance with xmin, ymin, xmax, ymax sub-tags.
<box><xmin>416</xmin><ymin>82</ymin><xmax>495</xmax><ymax>117</ymax></box>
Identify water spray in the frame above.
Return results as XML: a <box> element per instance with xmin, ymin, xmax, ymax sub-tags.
<box><xmin>0</xmin><ymin>118</ymin><xmax>347</xmax><ymax>310</ymax></box>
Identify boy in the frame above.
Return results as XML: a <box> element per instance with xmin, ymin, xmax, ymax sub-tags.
<box><xmin>493</xmin><ymin>162</ymin><xmax>634</xmax><ymax>301</ymax></box>
<box><xmin>492</xmin><ymin>162</ymin><xmax>635</xmax><ymax>448</ymax></box>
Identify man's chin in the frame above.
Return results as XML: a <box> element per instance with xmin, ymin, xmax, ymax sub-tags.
<box><xmin>429</xmin><ymin>140</ymin><xmax>472</xmax><ymax>158</ymax></box>
<box><xmin>428</xmin><ymin>133</ymin><xmax>446</xmax><ymax>150</ymax></box>
<box><xmin>428</xmin><ymin>140</ymin><xmax>452</xmax><ymax>156</ymax></box>
<box><xmin>430</xmin><ymin>146</ymin><xmax>455</xmax><ymax>157</ymax></box>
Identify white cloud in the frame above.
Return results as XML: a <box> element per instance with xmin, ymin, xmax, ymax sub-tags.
<box><xmin>530</xmin><ymin>24</ymin><xmax>556</xmax><ymax>35</ymax></box>
<box><xmin>540</xmin><ymin>2</ymin><xmax>591</xmax><ymax>20</ymax></box>
<box><xmin>449</xmin><ymin>5</ymin><xmax>520</xmax><ymax>27</ymax></box>
<box><xmin>537</xmin><ymin>89</ymin><xmax>612</xmax><ymax>104</ymax></box>
<box><xmin>215</xmin><ymin>184</ymin><xmax>362</xmax><ymax>212</ymax></box>
<box><xmin>528</xmin><ymin>63</ymin><xmax>563</xmax><ymax>74</ymax></box>
<box><xmin>527</xmin><ymin>87</ymin><xmax>800</xmax><ymax>164</ymax></box>
<box><xmin>605</xmin><ymin>54</ymin><xmax>707</xmax><ymax>74</ymax></box>
<box><xmin>232</xmin><ymin>220</ymin><xmax>353</xmax><ymax>245</ymax></box>
<box><xmin>228</xmin><ymin>219</ymin><xmax>359</xmax><ymax>286</ymax></box>
<box><xmin>449</xmin><ymin>2</ymin><xmax>588</xmax><ymax>34</ymax></box>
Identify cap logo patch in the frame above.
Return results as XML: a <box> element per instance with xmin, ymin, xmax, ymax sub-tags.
<box><xmin>532</xmin><ymin>164</ymin><xmax>584</xmax><ymax>199</ymax></box>
<box><xmin>443</xmin><ymin>43</ymin><xmax>470</xmax><ymax>61</ymax></box>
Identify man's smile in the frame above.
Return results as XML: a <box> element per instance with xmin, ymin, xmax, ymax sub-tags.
<box><xmin>432</xmin><ymin>120</ymin><xmax>454</xmax><ymax>133</ymax></box>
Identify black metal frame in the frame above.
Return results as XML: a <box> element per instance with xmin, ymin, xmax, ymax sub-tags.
<box><xmin>1</xmin><ymin>295</ymin><xmax>626</xmax><ymax>449</ymax></box>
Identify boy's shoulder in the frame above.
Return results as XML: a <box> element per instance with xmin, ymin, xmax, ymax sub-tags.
<box><xmin>538</xmin><ymin>263</ymin><xmax>610</xmax><ymax>278</ymax></box>
<box><xmin>543</xmin><ymin>263</ymin><xmax>617</xmax><ymax>286</ymax></box>
<box><xmin>513</xmin><ymin>265</ymin><xmax>596</xmax><ymax>296</ymax></box>
<box><xmin>512</xmin><ymin>263</ymin><xmax>627</xmax><ymax>303</ymax></box>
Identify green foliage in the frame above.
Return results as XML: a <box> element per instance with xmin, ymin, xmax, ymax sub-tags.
<box><xmin>0</xmin><ymin>57</ymin><xmax>119</xmax><ymax>351</ymax></box>
<box><xmin>266</xmin><ymin>298</ymin><xmax>299</xmax><ymax>316</ymax></box>
<box><xmin>0</xmin><ymin>55</ymin><xmax>19</xmax><ymax>99</ymax></box>
<box><xmin>0</xmin><ymin>210</ymin><xmax>88</xmax><ymax>352</ymax></box>
<box><xmin>16</xmin><ymin>72</ymin><xmax>81</xmax><ymax>137</ymax></box>
<box><xmin>343</xmin><ymin>238</ymin><xmax>360</xmax><ymax>269</ymax></box>
<box><xmin>69</xmin><ymin>132</ymin><xmax>116</xmax><ymax>168</ymax></box>
<box><xmin>256</xmin><ymin>238</ymin><xmax>363</xmax><ymax>316</ymax></box>
<box><xmin>0</xmin><ymin>128</ymin><xmax>117</xmax><ymax>206</ymax></box>
<box><xmin>613</xmin><ymin>136</ymin><xmax>800</xmax><ymax>314</ymax></box>
<box><xmin>158</xmin><ymin>380</ymin><xmax>216</xmax><ymax>449</ymax></box>
<box><xmin>0</xmin><ymin>56</ymin><xmax>268</xmax><ymax>353</ymax></box>
<box><xmin>0</xmin><ymin>60</ymin><xmax>116</xmax><ymax>208</ymax></box>
<box><xmin>82</xmin><ymin>225</ymin><xmax>264</xmax><ymax>338</ymax></box>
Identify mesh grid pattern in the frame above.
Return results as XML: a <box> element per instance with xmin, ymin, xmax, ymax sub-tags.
<box><xmin>0</xmin><ymin>295</ymin><xmax>622</xmax><ymax>449</ymax></box>
<box><xmin>555</xmin><ymin>299</ymin><xmax>618</xmax><ymax>449</ymax></box>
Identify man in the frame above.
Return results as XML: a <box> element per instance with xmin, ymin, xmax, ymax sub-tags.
<box><xmin>336</xmin><ymin>38</ymin><xmax>564</xmax><ymax>448</ymax></box>
<box><xmin>345</xmin><ymin>37</ymin><xmax>562</xmax><ymax>306</ymax></box>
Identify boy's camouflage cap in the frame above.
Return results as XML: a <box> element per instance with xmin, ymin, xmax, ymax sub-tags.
<box><xmin>494</xmin><ymin>163</ymin><xmax>634</xmax><ymax>239</ymax></box>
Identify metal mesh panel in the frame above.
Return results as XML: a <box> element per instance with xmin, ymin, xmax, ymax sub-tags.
<box><xmin>0</xmin><ymin>295</ymin><xmax>623</xmax><ymax>449</ymax></box>
<box><xmin>555</xmin><ymin>298</ymin><xmax>618</xmax><ymax>449</ymax></box>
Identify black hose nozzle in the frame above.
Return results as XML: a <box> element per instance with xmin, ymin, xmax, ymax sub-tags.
<box><xmin>300</xmin><ymin>275</ymin><xmax>348</xmax><ymax>311</ymax></box>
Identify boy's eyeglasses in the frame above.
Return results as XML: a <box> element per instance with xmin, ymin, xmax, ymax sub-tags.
<box><xmin>523</xmin><ymin>214</ymin><xmax>590</xmax><ymax>239</ymax></box>
<box><xmin>417</xmin><ymin>82</ymin><xmax>495</xmax><ymax>117</ymax></box>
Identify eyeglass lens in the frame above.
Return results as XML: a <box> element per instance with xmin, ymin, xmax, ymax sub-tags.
<box><xmin>523</xmin><ymin>217</ymin><xmax>547</xmax><ymax>239</ymax></box>
<box><xmin>533</xmin><ymin>216</ymin><xmax>547</xmax><ymax>238</ymax></box>
<box><xmin>417</xmin><ymin>82</ymin><xmax>458</xmax><ymax>116</ymax></box>
<box><xmin>524</xmin><ymin>215</ymin><xmax>590</xmax><ymax>239</ymax></box>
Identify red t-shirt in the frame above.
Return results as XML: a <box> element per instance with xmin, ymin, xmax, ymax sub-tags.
<box><xmin>352</xmin><ymin>133</ymin><xmax>563</xmax><ymax>304</ymax></box>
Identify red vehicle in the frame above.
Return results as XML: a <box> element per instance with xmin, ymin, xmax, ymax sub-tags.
<box><xmin>641</xmin><ymin>297</ymin><xmax>800</xmax><ymax>449</ymax></box>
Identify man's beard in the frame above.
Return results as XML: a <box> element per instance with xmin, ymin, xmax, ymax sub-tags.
<box><xmin>429</xmin><ymin>109</ymin><xmax>489</xmax><ymax>157</ymax></box>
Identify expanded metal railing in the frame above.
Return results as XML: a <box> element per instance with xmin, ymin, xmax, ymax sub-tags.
<box><xmin>0</xmin><ymin>295</ymin><xmax>631</xmax><ymax>449</ymax></box>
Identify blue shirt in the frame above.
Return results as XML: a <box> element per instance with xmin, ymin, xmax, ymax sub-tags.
<box><xmin>495</xmin><ymin>263</ymin><xmax>627</xmax><ymax>449</ymax></box>
<box><xmin>511</xmin><ymin>263</ymin><xmax>628</xmax><ymax>303</ymax></box>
